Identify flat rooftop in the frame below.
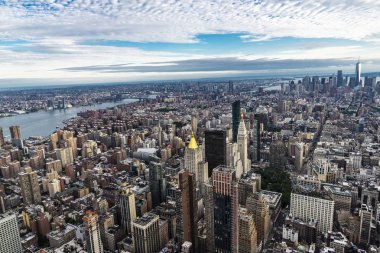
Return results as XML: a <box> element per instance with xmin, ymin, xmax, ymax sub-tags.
<box><xmin>261</xmin><ymin>190</ymin><xmax>282</xmax><ymax>206</ymax></box>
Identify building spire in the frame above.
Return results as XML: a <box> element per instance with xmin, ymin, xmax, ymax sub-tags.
<box><xmin>188</xmin><ymin>132</ymin><xmax>198</xmax><ymax>149</ymax></box>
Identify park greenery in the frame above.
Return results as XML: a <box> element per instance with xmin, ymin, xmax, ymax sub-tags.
<box><xmin>256</xmin><ymin>167</ymin><xmax>292</xmax><ymax>207</ymax></box>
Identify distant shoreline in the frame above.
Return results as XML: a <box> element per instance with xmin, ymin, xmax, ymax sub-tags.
<box><xmin>0</xmin><ymin>99</ymin><xmax>125</xmax><ymax>119</ymax></box>
<box><xmin>1</xmin><ymin>71</ymin><xmax>379</xmax><ymax>90</ymax></box>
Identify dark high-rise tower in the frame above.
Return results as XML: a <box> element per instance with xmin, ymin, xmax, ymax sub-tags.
<box><xmin>337</xmin><ymin>70</ymin><xmax>343</xmax><ymax>87</ymax></box>
<box><xmin>0</xmin><ymin>127</ymin><xmax>4</xmax><ymax>148</ymax></box>
<box><xmin>9</xmin><ymin>125</ymin><xmax>21</xmax><ymax>140</ymax></box>
<box><xmin>269</xmin><ymin>140</ymin><xmax>286</xmax><ymax>169</ymax></box>
<box><xmin>175</xmin><ymin>170</ymin><xmax>198</xmax><ymax>251</ymax></box>
<box><xmin>356</xmin><ymin>60</ymin><xmax>362</xmax><ymax>87</ymax></box>
<box><xmin>232</xmin><ymin>100</ymin><xmax>240</xmax><ymax>143</ymax></box>
<box><xmin>205</xmin><ymin>129</ymin><xmax>227</xmax><ymax>177</ymax></box>
<box><xmin>211</xmin><ymin>165</ymin><xmax>238</xmax><ymax>253</ymax></box>
<box><xmin>149</xmin><ymin>161</ymin><xmax>166</xmax><ymax>208</ymax></box>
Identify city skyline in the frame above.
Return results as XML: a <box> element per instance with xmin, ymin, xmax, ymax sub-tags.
<box><xmin>1</xmin><ymin>0</ymin><xmax>380</xmax><ymax>86</ymax></box>
<box><xmin>1</xmin><ymin>1</ymin><xmax>380</xmax><ymax>252</ymax></box>
<box><xmin>0</xmin><ymin>73</ymin><xmax>379</xmax><ymax>251</ymax></box>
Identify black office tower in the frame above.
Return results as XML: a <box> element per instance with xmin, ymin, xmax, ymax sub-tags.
<box><xmin>337</xmin><ymin>70</ymin><xmax>343</xmax><ymax>87</ymax></box>
<box><xmin>149</xmin><ymin>161</ymin><xmax>166</xmax><ymax>208</ymax></box>
<box><xmin>0</xmin><ymin>127</ymin><xmax>4</xmax><ymax>148</ymax></box>
<box><xmin>232</xmin><ymin>100</ymin><xmax>240</xmax><ymax>143</ymax></box>
<box><xmin>205</xmin><ymin>130</ymin><xmax>227</xmax><ymax>177</ymax></box>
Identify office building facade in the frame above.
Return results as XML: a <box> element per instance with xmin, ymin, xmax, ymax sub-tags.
<box><xmin>0</xmin><ymin>212</ymin><xmax>23</xmax><ymax>253</ymax></box>
<box><xmin>290</xmin><ymin>193</ymin><xmax>334</xmax><ymax>233</ymax></box>
<box><xmin>205</xmin><ymin>129</ymin><xmax>227</xmax><ymax>177</ymax></box>
<box><xmin>232</xmin><ymin>100</ymin><xmax>241</xmax><ymax>143</ymax></box>
<box><xmin>175</xmin><ymin>170</ymin><xmax>198</xmax><ymax>250</ymax></box>
<box><xmin>83</xmin><ymin>211</ymin><xmax>104</xmax><ymax>253</ymax></box>
<box><xmin>119</xmin><ymin>184</ymin><xmax>137</xmax><ymax>236</ymax></box>
<box><xmin>19</xmin><ymin>167</ymin><xmax>41</xmax><ymax>205</ymax></box>
<box><xmin>212</xmin><ymin>165</ymin><xmax>238</xmax><ymax>253</ymax></box>
<box><xmin>132</xmin><ymin>213</ymin><xmax>160</xmax><ymax>253</ymax></box>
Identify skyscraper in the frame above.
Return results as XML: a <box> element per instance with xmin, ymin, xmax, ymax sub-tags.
<box><xmin>269</xmin><ymin>140</ymin><xmax>286</xmax><ymax>169</ymax></box>
<box><xmin>0</xmin><ymin>127</ymin><xmax>4</xmax><ymax>148</ymax></box>
<box><xmin>205</xmin><ymin>129</ymin><xmax>227</xmax><ymax>177</ymax></box>
<box><xmin>228</xmin><ymin>80</ymin><xmax>234</xmax><ymax>93</ymax></box>
<box><xmin>294</xmin><ymin>142</ymin><xmax>304</xmax><ymax>171</ymax></box>
<box><xmin>356</xmin><ymin>60</ymin><xmax>362</xmax><ymax>87</ymax></box>
<box><xmin>290</xmin><ymin>193</ymin><xmax>334</xmax><ymax>233</ymax></box>
<box><xmin>119</xmin><ymin>183</ymin><xmax>137</xmax><ymax>236</ymax></box>
<box><xmin>246</xmin><ymin>192</ymin><xmax>270</xmax><ymax>245</ymax></box>
<box><xmin>0</xmin><ymin>212</ymin><xmax>23</xmax><ymax>253</ymax></box>
<box><xmin>212</xmin><ymin>165</ymin><xmax>238</xmax><ymax>252</ymax></box>
<box><xmin>149</xmin><ymin>161</ymin><xmax>166</xmax><ymax>208</ymax></box>
<box><xmin>359</xmin><ymin>205</ymin><xmax>372</xmax><ymax>245</ymax></box>
<box><xmin>175</xmin><ymin>170</ymin><xmax>198</xmax><ymax>251</ymax></box>
<box><xmin>226</xmin><ymin>142</ymin><xmax>243</xmax><ymax>179</ymax></box>
<box><xmin>56</xmin><ymin>147</ymin><xmax>74</xmax><ymax>167</ymax></box>
<box><xmin>237</xmin><ymin>114</ymin><xmax>250</xmax><ymax>175</ymax></box>
<box><xmin>337</xmin><ymin>70</ymin><xmax>343</xmax><ymax>87</ymax></box>
<box><xmin>232</xmin><ymin>100</ymin><xmax>241</xmax><ymax>143</ymax></box>
<box><xmin>204</xmin><ymin>182</ymin><xmax>215</xmax><ymax>253</ymax></box>
<box><xmin>19</xmin><ymin>167</ymin><xmax>41</xmax><ymax>205</ymax></box>
<box><xmin>238</xmin><ymin>208</ymin><xmax>257</xmax><ymax>253</ymax></box>
<box><xmin>191</xmin><ymin>114</ymin><xmax>198</xmax><ymax>133</ymax></box>
<box><xmin>83</xmin><ymin>211</ymin><xmax>104</xmax><ymax>253</ymax></box>
<box><xmin>9</xmin><ymin>125</ymin><xmax>21</xmax><ymax>140</ymax></box>
<box><xmin>251</xmin><ymin>120</ymin><xmax>260</xmax><ymax>162</ymax></box>
<box><xmin>184</xmin><ymin>133</ymin><xmax>206</xmax><ymax>184</ymax></box>
<box><xmin>132</xmin><ymin>213</ymin><xmax>161</xmax><ymax>253</ymax></box>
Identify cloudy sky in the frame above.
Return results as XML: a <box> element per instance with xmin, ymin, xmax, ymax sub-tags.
<box><xmin>1</xmin><ymin>0</ymin><xmax>380</xmax><ymax>87</ymax></box>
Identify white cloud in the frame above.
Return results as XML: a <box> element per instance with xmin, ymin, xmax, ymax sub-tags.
<box><xmin>1</xmin><ymin>0</ymin><xmax>380</xmax><ymax>43</ymax></box>
<box><xmin>1</xmin><ymin>0</ymin><xmax>380</xmax><ymax>84</ymax></box>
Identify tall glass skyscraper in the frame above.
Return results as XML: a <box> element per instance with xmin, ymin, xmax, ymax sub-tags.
<box><xmin>356</xmin><ymin>60</ymin><xmax>362</xmax><ymax>87</ymax></box>
<box><xmin>232</xmin><ymin>100</ymin><xmax>241</xmax><ymax>143</ymax></box>
<box><xmin>337</xmin><ymin>70</ymin><xmax>343</xmax><ymax>87</ymax></box>
<box><xmin>205</xmin><ymin>129</ymin><xmax>227</xmax><ymax>177</ymax></box>
<box><xmin>212</xmin><ymin>165</ymin><xmax>238</xmax><ymax>253</ymax></box>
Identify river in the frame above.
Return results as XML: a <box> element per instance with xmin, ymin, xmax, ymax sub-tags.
<box><xmin>0</xmin><ymin>99</ymin><xmax>138</xmax><ymax>139</ymax></box>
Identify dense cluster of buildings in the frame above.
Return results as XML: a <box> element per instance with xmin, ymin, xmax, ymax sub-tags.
<box><xmin>0</xmin><ymin>84</ymin><xmax>139</xmax><ymax>117</ymax></box>
<box><xmin>0</xmin><ymin>65</ymin><xmax>379</xmax><ymax>253</ymax></box>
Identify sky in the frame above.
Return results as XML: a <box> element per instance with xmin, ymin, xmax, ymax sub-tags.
<box><xmin>1</xmin><ymin>0</ymin><xmax>380</xmax><ymax>87</ymax></box>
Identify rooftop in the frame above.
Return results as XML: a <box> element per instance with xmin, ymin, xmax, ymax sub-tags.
<box><xmin>261</xmin><ymin>190</ymin><xmax>282</xmax><ymax>206</ymax></box>
<box><xmin>133</xmin><ymin>212</ymin><xmax>159</xmax><ymax>227</ymax></box>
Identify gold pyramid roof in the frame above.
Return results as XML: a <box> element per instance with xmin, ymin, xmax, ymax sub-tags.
<box><xmin>188</xmin><ymin>132</ymin><xmax>198</xmax><ymax>149</ymax></box>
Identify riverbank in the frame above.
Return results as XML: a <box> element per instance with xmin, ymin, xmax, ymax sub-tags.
<box><xmin>0</xmin><ymin>98</ymin><xmax>138</xmax><ymax>139</ymax></box>
<box><xmin>0</xmin><ymin>99</ymin><xmax>131</xmax><ymax>119</ymax></box>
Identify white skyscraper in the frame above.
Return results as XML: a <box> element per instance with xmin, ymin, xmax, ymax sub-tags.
<box><xmin>290</xmin><ymin>193</ymin><xmax>334</xmax><ymax>233</ymax></box>
<box><xmin>226</xmin><ymin>142</ymin><xmax>243</xmax><ymax>178</ymax></box>
<box><xmin>237</xmin><ymin>115</ymin><xmax>250</xmax><ymax>175</ymax></box>
<box><xmin>184</xmin><ymin>133</ymin><xmax>208</xmax><ymax>185</ymax></box>
<box><xmin>0</xmin><ymin>212</ymin><xmax>23</xmax><ymax>253</ymax></box>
